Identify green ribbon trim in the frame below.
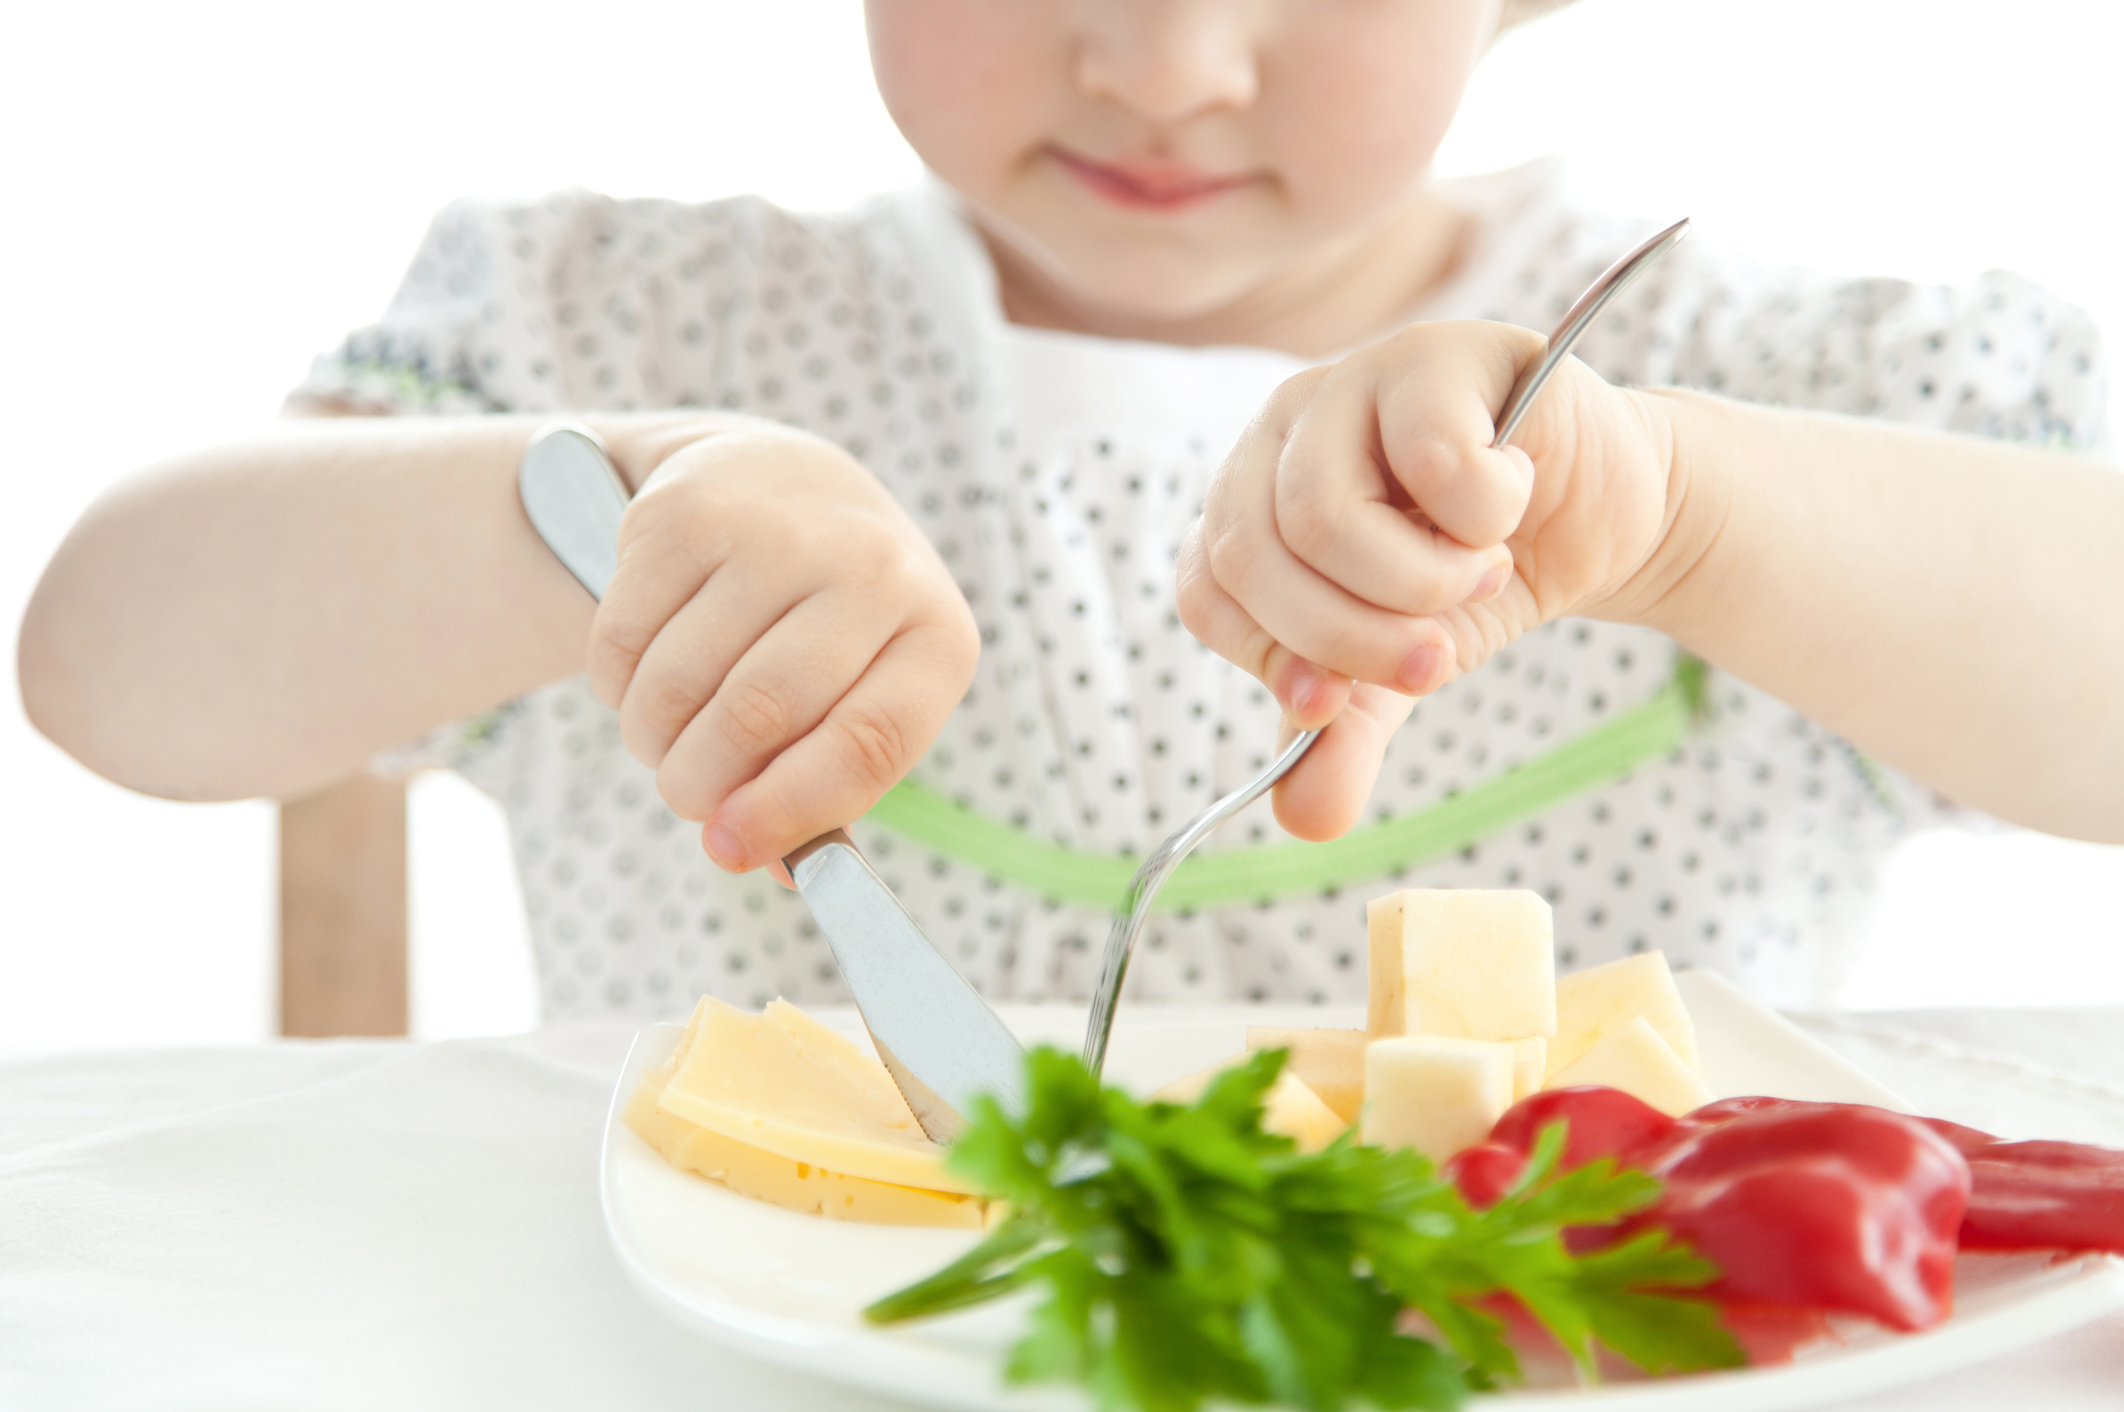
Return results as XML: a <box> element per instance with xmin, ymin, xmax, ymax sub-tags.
<box><xmin>866</xmin><ymin>655</ymin><xmax>1705</xmax><ymax>915</ymax></box>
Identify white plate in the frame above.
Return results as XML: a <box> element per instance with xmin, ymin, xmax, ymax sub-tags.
<box><xmin>600</xmin><ymin>973</ymin><xmax>2124</xmax><ymax>1411</ymax></box>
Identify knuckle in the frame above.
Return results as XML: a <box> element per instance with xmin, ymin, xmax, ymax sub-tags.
<box><xmin>1274</xmin><ymin>481</ymin><xmax>1341</xmax><ymax>565</ymax></box>
<box><xmin>1396</xmin><ymin>432</ymin><xmax>1460</xmax><ymax>495</ymax></box>
<box><xmin>824</xmin><ymin>704</ymin><xmax>909</xmax><ymax>797</ymax></box>
<box><xmin>1174</xmin><ymin>560</ymin><xmax>1213</xmax><ymax>636</ymax></box>
<box><xmin>1265</xmin><ymin>365</ymin><xmax>1331</xmax><ymax>419</ymax></box>
<box><xmin>1204</xmin><ymin>518</ymin><xmax>1262</xmax><ymax>590</ymax></box>
<box><xmin>715</xmin><ymin>676</ymin><xmax>796</xmax><ymax>757</ymax></box>
<box><xmin>589</xmin><ymin>601</ymin><xmax>654</xmax><ymax>674</ymax></box>
<box><xmin>942</xmin><ymin>605</ymin><xmax>982</xmax><ymax>672</ymax></box>
<box><xmin>654</xmin><ymin>760</ymin><xmax>712</xmax><ymax>823</ymax></box>
<box><xmin>621</xmin><ymin>668</ymin><xmax>700</xmax><ymax>764</ymax></box>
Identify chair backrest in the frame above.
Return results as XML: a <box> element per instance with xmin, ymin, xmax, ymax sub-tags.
<box><xmin>279</xmin><ymin>774</ymin><xmax>408</xmax><ymax>1037</ymax></box>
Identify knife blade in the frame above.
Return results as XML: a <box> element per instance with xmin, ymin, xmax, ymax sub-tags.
<box><xmin>518</xmin><ymin>423</ymin><xmax>1026</xmax><ymax>1141</ymax></box>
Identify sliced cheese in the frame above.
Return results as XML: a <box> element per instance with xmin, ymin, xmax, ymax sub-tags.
<box><xmin>1544</xmin><ymin>1015</ymin><xmax>1712</xmax><ymax>1118</ymax></box>
<box><xmin>1367</xmin><ymin>889</ymin><xmax>1557</xmax><ymax>1043</ymax></box>
<box><xmin>651</xmin><ymin>996</ymin><xmax>976</xmax><ymax>1194</ymax></box>
<box><xmin>1152</xmin><ymin>1065</ymin><xmax>1349</xmax><ymax>1153</ymax></box>
<box><xmin>1361</xmin><ymin>1035</ymin><xmax>1515</xmax><ymax>1163</ymax></box>
<box><xmin>623</xmin><ymin>1056</ymin><xmax>986</xmax><ymax>1227</ymax></box>
<box><xmin>1509</xmin><ymin>1037</ymin><xmax>1548</xmax><ymax>1103</ymax></box>
<box><xmin>1548</xmin><ymin>951</ymin><xmax>1701</xmax><ymax>1079</ymax></box>
<box><xmin>1244</xmin><ymin>1026</ymin><xmax>1367</xmax><ymax>1123</ymax></box>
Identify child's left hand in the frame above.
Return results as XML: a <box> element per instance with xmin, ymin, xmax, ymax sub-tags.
<box><xmin>1176</xmin><ymin>319</ymin><xmax>1679</xmax><ymax>842</ymax></box>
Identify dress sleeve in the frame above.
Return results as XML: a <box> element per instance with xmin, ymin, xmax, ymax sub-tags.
<box><xmin>287</xmin><ymin>198</ymin><xmax>511</xmax><ymax>416</ymax></box>
<box><xmin>1657</xmin><ymin>253</ymin><xmax>2108</xmax><ymax>454</ymax></box>
<box><xmin>288</xmin><ymin>188</ymin><xmax>767</xmax><ymax>418</ymax></box>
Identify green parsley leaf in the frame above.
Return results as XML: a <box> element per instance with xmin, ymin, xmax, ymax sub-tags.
<box><xmin>864</xmin><ymin>1047</ymin><xmax>1744</xmax><ymax>1411</ymax></box>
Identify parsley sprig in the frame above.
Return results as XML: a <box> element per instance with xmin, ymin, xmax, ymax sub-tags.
<box><xmin>865</xmin><ymin>1047</ymin><xmax>1742</xmax><ymax>1411</ymax></box>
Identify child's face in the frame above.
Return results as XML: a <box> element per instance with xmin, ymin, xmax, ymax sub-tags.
<box><xmin>865</xmin><ymin>0</ymin><xmax>1501</xmax><ymax>326</ymax></box>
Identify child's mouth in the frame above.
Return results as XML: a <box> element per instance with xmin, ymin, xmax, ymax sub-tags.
<box><xmin>1045</xmin><ymin>146</ymin><xmax>1258</xmax><ymax>212</ymax></box>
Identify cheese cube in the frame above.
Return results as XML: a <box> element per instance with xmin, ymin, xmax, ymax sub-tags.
<box><xmin>652</xmin><ymin>996</ymin><xmax>976</xmax><ymax>1194</ymax></box>
<box><xmin>1548</xmin><ymin>951</ymin><xmax>1701</xmax><ymax>1079</ymax></box>
<box><xmin>1361</xmin><ymin>1036</ymin><xmax>1515</xmax><ymax>1162</ymax></box>
<box><xmin>623</xmin><ymin>1058</ymin><xmax>987</xmax><ymax>1227</ymax></box>
<box><xmin>1244</xmin><ymin>1026</ymin><xmax>1367</xmax><ymax>1122</ymax></box>
<box><xmin>1153</xmin><ymin>1065</ymin><xmax>1349</xmax><ymax>1152</ymax></box>
<box><xmin>1509</xmin><ymin>1037</ymin><xmax>1548</xmax><ymax>1103</ymax></box>
<box><xmin>1367</xmin><ymin>889</ymin><xmax>1557</xmax><ymax>1042</ymax></box>
<box><xmin>1544</xmin><ymin>1015</ymin><xmax>1713</xmax><ymax>1118</ymax></box>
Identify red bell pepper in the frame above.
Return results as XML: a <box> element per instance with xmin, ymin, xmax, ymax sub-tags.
<box><xmin>1469</xmin><ymin>1088</ymin><xmax>1970</xmax><ymax>1332</ymax></box>
<box><xmin>1923</xmin><ymin>1118</ymin><xmax>2124</xmax><ymax>1254</ymax></box>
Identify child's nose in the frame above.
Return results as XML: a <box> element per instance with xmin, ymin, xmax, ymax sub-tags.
<box><xmin>1074</xmin><ymin>0</ymin><xmax>1260</xmax><ymax>125</ymax></box>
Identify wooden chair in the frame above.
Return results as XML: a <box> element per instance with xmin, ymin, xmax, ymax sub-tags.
<box><xmin>278</xmin><ymin>775</ymin><xmax>410</xmax><ymax>1037</ymax></box>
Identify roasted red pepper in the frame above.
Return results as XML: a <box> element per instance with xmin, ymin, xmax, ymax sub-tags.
<box><xmin>1684</xmin><ymin>1101</ymin><xmax>2124</xmax><ymax>1257</ymax></box>
<box><xmin>1468</xmin><ymin>1088</ymin><xmax>1970</xmax><ymax>1331</ymax></box>
<box><xmin>1923</xmin><ymin>1118</ymin><xmax>2124</xmax><ymax>1254</ymax></box>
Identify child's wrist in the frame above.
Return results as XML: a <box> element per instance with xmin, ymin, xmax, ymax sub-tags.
<box><xmin>1595</xmin><ymin>387</ymin><xmax>1740</xmax><ymax>640</ymax></box>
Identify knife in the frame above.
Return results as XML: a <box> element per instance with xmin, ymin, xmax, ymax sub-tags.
<box><xmin>519</xmin><ymin>423</ymin><xmax>1026</xmax><ymax>1141</ymax></box>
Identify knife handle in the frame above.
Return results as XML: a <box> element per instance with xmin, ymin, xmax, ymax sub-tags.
<box><xmin>519</xmin><ymin>422</ymin><xmax>628</xmax><ymax>601</ymax></box>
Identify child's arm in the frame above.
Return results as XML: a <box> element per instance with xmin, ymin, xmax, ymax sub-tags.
<box><xmin>18</xmin><ymin>416</ymin><xmax>978</xmax><ymax>871</ymax></box>
<box><xmin>1178</xmin><ymin>320</ymin><xmax>2124</xmax><ymax>845</ymax></box>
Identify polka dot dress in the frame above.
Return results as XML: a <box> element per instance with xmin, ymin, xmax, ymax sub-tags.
<box><xmin>297</xmin><ymin>161</ymin><xmax>2107</xmax><ymax>1018</ymax></box>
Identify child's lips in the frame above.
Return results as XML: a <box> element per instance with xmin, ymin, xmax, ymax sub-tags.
<box><xmin>1046</xmin><ymin>146</ymin><xmax>1260</xmax><ymax>211</ymax></box>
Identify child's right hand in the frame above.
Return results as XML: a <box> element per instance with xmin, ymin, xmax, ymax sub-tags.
<box><xmin>586</xmin><ymin>424</ymin><xmax>980</xmax><ymax>876</ymax></box>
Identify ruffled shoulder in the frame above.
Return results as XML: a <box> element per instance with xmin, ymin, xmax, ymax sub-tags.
<box><xmin>288</xmin><ymin>188</ymin><xmax>885</xmax><ymax>417</ymax></box>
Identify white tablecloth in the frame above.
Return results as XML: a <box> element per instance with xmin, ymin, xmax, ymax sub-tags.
<box><xmin>5</xmin><ymin>1006</ymin><xmax>2123</xmax><ymax>1411</ymax></box>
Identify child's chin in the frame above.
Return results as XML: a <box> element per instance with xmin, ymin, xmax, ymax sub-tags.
<box><xmin>1040</xmin><ymin>243</ymin><xmax>1276</xmax><ymax>329</ymax></box>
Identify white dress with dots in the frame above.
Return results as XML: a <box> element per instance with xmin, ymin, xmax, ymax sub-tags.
<box><xmin>295</xmin><ymin>161</ymin><xmax>2107</xmax><ymax>1018</ymax></box>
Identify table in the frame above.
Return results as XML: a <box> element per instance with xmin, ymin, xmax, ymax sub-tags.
<box><xmin>6</xmin><ymin>1005</ymin><xmax>2123</xmax><ymax>1411</ymax></box>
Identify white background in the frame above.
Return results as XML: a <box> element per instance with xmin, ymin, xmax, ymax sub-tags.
<box><xmin>2</xmin><ymin>0</ymin><xmax>2120</xmax><ymax>1051</ymax></box>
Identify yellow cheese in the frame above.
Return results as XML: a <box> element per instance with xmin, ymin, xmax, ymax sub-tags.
<box><xmin>1244</xmin><ymin>1026</ymin><xmax>1367</xmax><ymax>1123</ymax></box>
<box><xmin>1509</xmin><ymin>1037</ymin><xmax>1548</xmax><ymax>1103</ymax></box>
<box><xmin>1152</xmin><ymin>1065</ymin><xmax>1349</xmax><ymax>1152</ymax></box>
<box><xmin>1544</xmin><ymin>1015</ymin><xmax>1712</xmax><ymax>1118</ymax></box>
<box><xmin>623</xmin><ymin>1056</ymin><xmax>987</xmax><ymax>1227</ymax></box>
<box><xmin>1361</xmin><ymin>1036</ymin><xmax>1515</xmax><ymax>1163</ymax></box>
<box><xmin>1366</xmin><ymin>889</ymin><xmax>1557</xmax><ymax>1042</ymax></box>
<box><xmin>1548</xmin><ymin>952</ymin><xmax>1701</xmax><ymax>1079</ymax></box>
<box><xmin>651</xmin><ymin>996</ymin><xmax>978</xmax><ymax>1195</ymax></box>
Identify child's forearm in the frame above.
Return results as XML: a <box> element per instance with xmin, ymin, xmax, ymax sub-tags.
<box><xmin>1622</xmin><ymin>390</ymin><xmax>2124</xmax><ymax>842</ymax></box>
<box><xmin>17</xmin><ymin>414</ymin><xmax>729</xmax><ymax>802</ymax></box>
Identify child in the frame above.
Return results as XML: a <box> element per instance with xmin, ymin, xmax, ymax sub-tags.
<box><xmin>19</xmin><ymin>0</ymin><xmax>2122</xmax><ymax>1022</ymax></box>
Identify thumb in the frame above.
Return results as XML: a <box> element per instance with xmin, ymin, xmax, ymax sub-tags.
<box><xmin>1270</xmin><ymin>680</ymin><xmax>1424</xmax><ymax>841</ymax></box>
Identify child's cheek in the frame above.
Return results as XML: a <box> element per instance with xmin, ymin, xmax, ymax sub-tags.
<box><xmin>1260</xmin><ymin>10</ymin><xmax>1488</xmax><ymax>232</ymax></box>
<box><xmin>865</xmin><ymin>0</ymin><xmax>1057</xmax><ymax>195</ymax></box>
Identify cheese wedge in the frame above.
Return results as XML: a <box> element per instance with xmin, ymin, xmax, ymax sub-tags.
<box><xmin>1509</xmin><ymin>1037</ymin><xmax>1548</xmax><ymax>1103</ymax></box>
<box><xmin>1367</xmin><ymin>889</ymin><xmax>1557</xmax><ymax>1043</ymax></box>
<box><xmin>1548</xmin><ymin>952</ymin><xmax>1701</xmax><ymax>1079</ymax></box>
<box><xmin>1361</xmin><ymin>1036</ymin><xmax>1515</xmax><ymax>1163</ymax></box>
<box><xmin>1244</xmin><ymin>1026</ymin><xmax>1367</xmax><ymax>1123</ymax></box>
<box><xmin>651</xmin><ymin>996</ymin><xmax>976</xmax><ymax>1194</ymax></box>
<box><xmin>1544</xmin><ymin>1015</ymin><xmax>1712</xmax><ymax>1118</ymax></box>
<box><xmin>1153</xmin><ymin>1065</ymin><xmax>1348</xmax><ymax>1152</ymax></box>
<box><xmin>623</xmin><ymin>1056</ymin><xmax>987</xmax><ymax>1226</ymax></box>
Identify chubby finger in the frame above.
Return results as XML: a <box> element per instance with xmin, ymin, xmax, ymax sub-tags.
<box><xmin>1204</xmin><ymin>466</ymin><xmax>1464</xmax><ymax>692</ymax></box>
<box><xmin>700</xmin><ymin>628</ymin><xmax>971</xmax><ymax>870</ymax></box>
<box><xmin>585</xmin><ymin>501</ymin><xmax>725</xmax><ymax>710</ymax></box>
<box><xmin>1177</xmin><ymin>526</ymin><xmax>1354</xmax><ymax>728</ymax></box>
<box><xmin>1271</xmin><ymin>358</ymin><xmax>1515</xmax><ymax>615</ymax></box>
<box><xmin>653</xmin><ymin>589</ymin><xmax>904</xmax><ymax>824</ymax></box>
<box><xmin>1271</xmin><ymin>680</ymin><xmax>1427</xmax><ymax>842</ymax></box>
<box><xmin>616</xmin><ymin>527</ymin><xmax>916</xmax><ymax>770</ymax></box>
